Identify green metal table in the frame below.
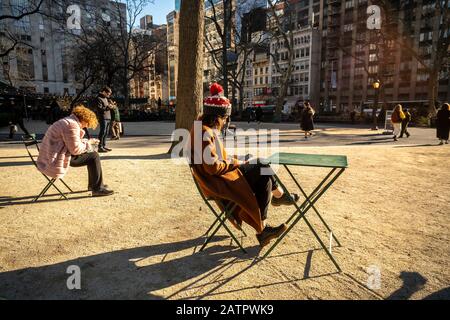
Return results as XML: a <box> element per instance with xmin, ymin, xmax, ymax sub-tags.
<box><xmin>261</xmin><ymin>152</ymin><xmax>348</xmax><ymax>272</ymax></box>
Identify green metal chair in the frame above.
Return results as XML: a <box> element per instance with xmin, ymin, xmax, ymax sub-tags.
<box><xmin>189</xmin><ymin>165</ymin><xmax>248</xmax><ymax>253</ymax></box>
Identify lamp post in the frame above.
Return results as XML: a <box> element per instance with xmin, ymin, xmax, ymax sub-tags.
<box><xmin>372</xmin><ymin>79</ymin><xmax>381</xmax><ymax>130</ymax></box>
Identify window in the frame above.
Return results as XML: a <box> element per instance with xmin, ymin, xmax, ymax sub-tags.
<box><xmin>345</xmin><ymin>0</ymin><xmax>355</xmax><ymax>9</ymax></box>
<box><xmin>369</xmin><ymin>65</ymin><xmax>378</xmax><ymax>74</ymax></box>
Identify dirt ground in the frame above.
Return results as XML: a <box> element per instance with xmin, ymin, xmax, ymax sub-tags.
<box><xmin>0</xmin><ymin>133</ymin><xmax>449</xmax><ymax>300</ymax></box>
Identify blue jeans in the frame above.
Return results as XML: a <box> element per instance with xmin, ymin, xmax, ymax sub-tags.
<box><xmin>98</xmin><ymin>119</ymin><xmax>111</xmax><ymax>148</ymax></box>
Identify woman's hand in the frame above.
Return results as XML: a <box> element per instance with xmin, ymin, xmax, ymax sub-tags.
<box><xmin>88</xmin><ymin>139</ymin><xmax>100</xmax><ymax>146</ymax></box>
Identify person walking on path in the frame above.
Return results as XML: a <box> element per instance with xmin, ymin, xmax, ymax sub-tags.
<box><xmin>436</xmin><ymin>103</ymin><xmax>450</xmax><ymax>145</ymax></box>
<box><xmin>391</xmin><ymin>104</ymin><xmax>406</xmax><ymax>142</ymax></box>
<box><xmin>300</xmin><ymin>102</ymin><xmax>315</xmax><ymax>139</ymax></box>
<box><xmin>255</xmin><ymin>106</ymin><xmax>263</xmax><ymax>124</ymax></box>
<box><xmin>399</xmin><ymin>107</ymin><xmax>412</xmax><ymax>138</ymax></box>
<box><xmin>110</xmin><ymin>100</ymin><xmax>121</xmax><ymax>140</ymax></box>
<box><xmin>95</xmin><ymin>87</ymin><xmax>115</xmax><ymax>153</ymax></box>
<box><xmin>8</xmin><ymin>99</ymin><xmax>32</xmax><ymax>140</ymax></box>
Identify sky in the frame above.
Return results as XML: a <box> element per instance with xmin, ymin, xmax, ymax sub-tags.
<box><xmin>138</xmin><ymin>0</ymin><xmax>176</xmax><ymax>26</ymax></box>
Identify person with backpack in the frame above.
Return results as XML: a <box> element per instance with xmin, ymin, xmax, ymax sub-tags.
<box><xmin>399</xmin><ymin>107</ymin><xmax>412</xmax><ymax>138</ymax></box>
<box><xmin>391</xmin><ymin>104</ymin><xmax>406</xmax><ymax>142</ymax></box>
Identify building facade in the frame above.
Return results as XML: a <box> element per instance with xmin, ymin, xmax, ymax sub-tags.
<box><xmin>0</xmin><ymin>0</ymin><xmax>126</xmax><ymax>96</ymax></box>
<box><xmin>290</xmin><ymin>0</ymin><xmax>449</xmax><ymax>112</ymax></box>
<box><xmin>270</xmin><ymin>27</ymin><xmax>322</xmax><ymax>110</ymax></box>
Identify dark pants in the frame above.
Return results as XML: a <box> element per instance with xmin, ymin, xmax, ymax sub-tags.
<box><xmin>240</xmin><ymin>163</ymin><xmax>279</xmax><ymax>221</ymax></box>
<box><xmin>98</xmin><ymin>119</ymin><xmax>111</xmax><ymax>148</ymax></box>
<box><xmin>9</xmin><ymin>117</ymin><xmax>30</xmax><ymax>139</ymax></box>
<box><xmin>400</xmin><ymin>120</ymin><xmax>410</xmax><ymax>138</ymax></box>
<box><xmin>70</xmin><ymin>152</ymin><xmax>104</xmax><ymax>191</ymax></box>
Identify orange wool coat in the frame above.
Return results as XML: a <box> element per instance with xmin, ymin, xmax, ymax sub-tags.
<box><xmin>190</xmin><ymin>125</ymin><xmax>264</xmax><ymax>234</ymax></box>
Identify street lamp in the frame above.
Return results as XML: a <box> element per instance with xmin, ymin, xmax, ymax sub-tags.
<box><xmin>372</xmin><ymin>79</ymin><xmax>381</xmax><ymax>130</ymax></box>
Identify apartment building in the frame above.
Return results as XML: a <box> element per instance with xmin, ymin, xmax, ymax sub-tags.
<box><xmin>0</xmin><ymin>0</ymin><xmax>126</xmax><ymax>96</ymax></box>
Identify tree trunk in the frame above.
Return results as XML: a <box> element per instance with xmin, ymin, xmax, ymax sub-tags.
<box><xmin>274</xmin><ymin>59</ymin><xmax>293</xmax><ymax>122</ymax></box>
<box><xmin>428</xmin><ymin>70</ymin><xmax>439</xmax><ymax>120</ymax></box>
<box><xmin>238</xmin><ymin>86</ymin><xmax>244</xmax><ymax>113</ymax></box>
<box><xmin>174</xmin><ymin>0</ymin><xmax>205</xmax><ymax>131</ymax></box>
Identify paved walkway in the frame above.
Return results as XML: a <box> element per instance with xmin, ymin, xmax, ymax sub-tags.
<box><xmin>0</xmin><ymin>120</ymin><xmax>439</xmax><ymax>148</ymax></box>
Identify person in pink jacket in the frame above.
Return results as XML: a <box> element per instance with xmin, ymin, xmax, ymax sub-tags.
<box><xmin>37</xmin><ymin>105</ymin><xmax>114</xmax><ymax>197</ymax></box>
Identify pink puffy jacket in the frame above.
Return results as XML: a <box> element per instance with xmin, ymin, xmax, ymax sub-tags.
<box><xmin>37</xmin><ymin>114</ymin><xmax>89</xmax><ymax>179</ymax></box>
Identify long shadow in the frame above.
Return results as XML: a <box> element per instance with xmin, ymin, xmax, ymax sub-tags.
<box><xmin>303</xmin><ymin>250</ymin><xmax>314</xmax><ymax>279</ymax></box>
<box><xmin>423</xmin><ymin>287</ymin><xmax>450</xmax><ymax>300</ymax></box>
<box><xmin>0</xmin><ymin>236</ymin><xmax>245</xmax><ymax>300</ymax></box>
<box><xmin>347</xmin><ymin>139</ymin><xmax>397</xmax><ymax>146</ymax></box>
<box><xmin>393</xmin><ymin>144</ymin><xmax>437</xmax><ymax>149</ymax></box>
<box><xmin>0</xmin><ymin>161</ymin><xmax>33</xmax><ymax>168</ymax></box>
<box><xmin>101</xmin><ymin>153</ymin><xmax>172</xmax><ymax>161</ymax></box>
<box><xmin>0</xmin><ymin>191</ymin><xmax>91</xmax><ymax>207</ymax></box>
<box><xmin>190</xmin><ymin>245</ymin><xmax>344</xmax><ymax>300</ymax></box>
<box><xmin>386</xmin><ymin>272</ymin><xmax>428</xmax><ymax>300</ymax></box>
<box><xmin>0</xmin><ymin>156</ymin><xmax>30</xmax><ymax>160</ymax></box>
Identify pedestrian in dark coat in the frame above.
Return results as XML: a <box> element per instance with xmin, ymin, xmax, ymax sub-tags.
<box><xmin>8</xmin><ymin>99</ymin><xmax>31</xmax><ymax>139</ymax></box>
<box><xmin>436</xmin><ymin>103</ymin><xmax>450</xmax><ymax>145</ymax></box>
<box><xmin>95</xmin><ymin>87</ymin><xmax>115</xmax><ymax>153</ymax></box>
<box><xmin>399</xmin><ymin>108</ymin><xmax>412</xmax><ymax>138</ymax></box>
<box><xmin>301</xmin><ymin>102</ymin><xmax>315</xmax><ymax>139</ymax></box>
<box><xmin>255</xmin><ymin>106</ymin><xmax>263</xmax><ymax>123</ymax></box>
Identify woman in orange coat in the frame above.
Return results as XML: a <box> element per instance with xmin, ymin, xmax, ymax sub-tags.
<box><xmin>190</xmin><ymin>84</ymin><xmax>299</xmax><ymax>248</ymax></box>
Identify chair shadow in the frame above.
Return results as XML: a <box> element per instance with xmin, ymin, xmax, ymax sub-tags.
<box><xmin>0</xmin><ymin>191</ymin><xmax>90</xmax><ymax>207</ymax></box>
<box><xmin>0</xmin><ymin>236</ymin><xmax>246</xmax><ymax>300</ymax></box>
<box><xmin>184</xmin><ymin>246</ymin><xmax>342</xmax><ymax>300</ymax></box>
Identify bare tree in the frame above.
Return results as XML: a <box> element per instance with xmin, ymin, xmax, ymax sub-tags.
<box><xmin>204</xmin><ymin>1</ymin><xmax>267</xmax><ymax>113</ymax></box>
<box><xmin>0</xmin><ymin>0</ymin><xmax>45</xmax><ymax>58</ymax></box>
<box><xmin>204</xmin><ymin>0</ymin><xmax>234</xmax><ymax>98</ymax></box>
<box><xmin>47</xmin><ymin>0</ymin><xmax>163</xmax><ymax>108</ymax></box>
<box><xmin>336</xmin><ymin>0</ymin><xmax>449</xmax><ymax>119</ymax></box>
<box><xmin>267</xmin><ymin>0</ymin><xmax>295</xmax><ymax>122</ymax></box>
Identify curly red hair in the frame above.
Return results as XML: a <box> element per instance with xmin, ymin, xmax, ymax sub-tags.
<box><xmin>72</xmin><ymin>105</ymin><xmax>98</xmax><ymax>129</ymax></box>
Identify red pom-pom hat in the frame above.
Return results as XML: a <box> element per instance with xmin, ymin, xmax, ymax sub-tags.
<box><xmin>203</xmin><ymin>83</ymin><xmax>232</xmax><ymax>117</ymax></box>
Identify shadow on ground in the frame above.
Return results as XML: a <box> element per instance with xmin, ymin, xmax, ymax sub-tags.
<box><xmin>386</xmin><ymin>271</ymin><xmax>450</xmax><ymax>300</ymax></box>
<box><xmin>0</xmin><ymin>237</ymin><xmax>259</xmax><ymax>300</ymax></box>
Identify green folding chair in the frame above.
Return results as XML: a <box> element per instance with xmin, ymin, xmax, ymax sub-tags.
<box><xmin>22</xmin><ymin>136</ymin><xmax>74</xmax><ymax>202</ymax></box>
<box><xmin>189</xmin><ymin>165</ymin><xmax>248</xmax><ymax>253</ymax></box>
